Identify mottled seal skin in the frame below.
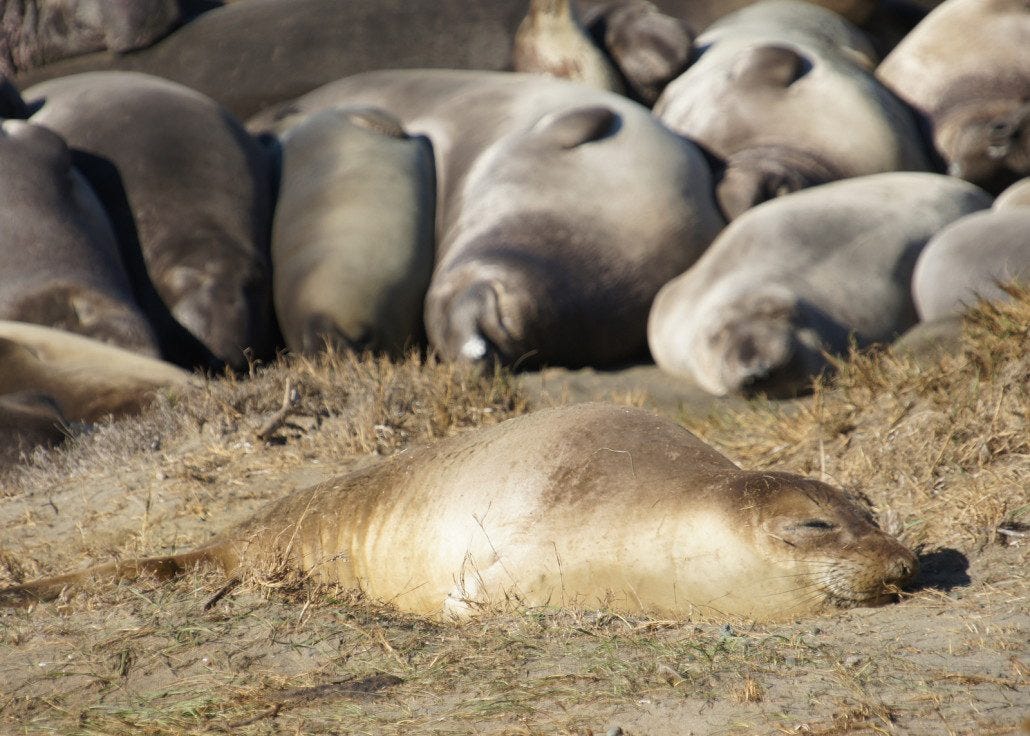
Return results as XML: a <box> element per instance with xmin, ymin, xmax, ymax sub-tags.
<box><xmin>648</xmin><ymin>173</ymin><xmax>993</xmax><ymax>397</ymax></box>
<box><xmin>0</xmin><ymin>321</ymin><xmax>192</xmax><ymax>424</ymax></box>
<box><xmin>993</xmin><ymin>177</ymin><xmax>1030</xmax><ymax>210</ymax></box>
<box><xmin>876</xmin><ymin>0</ymin><xmax>1030</xmax><ymax>194</ymax></box>
<box><xmin>272</xmin><ymin>107</ymin><xmax>436</xmax><ymax>355</ymax></box>
<box><xmin>0</xmin><ymin>0</ymin><xmax>189</xmax><ymax>77</ymax></box>
<box><xmin>514</xmin><ymin>0</ymin><xmax>627</xmax><ymax>94</ymax></box>
<box><xmin>251</xmin><ymin>70</ymin><xmax>724</xmax><ymax>368</ymax></box>
<box><xmin>911</xmin><ymin>209</ymin><xmax>1030</xmax><ymax>321</ymax></box>
<box><xmin>654</xmin><ymin>0</ymin><xmax>931</xmax><ymax>219</ymax></box>
<box><xmin>0</xmin><ymin>391</ymin><xmax>68</xmax><ymax>468</ymax></box>
<box><xmin>26</xmin><ymin>72</ymin><xmax>276</xmax><ymax>370</ymax></box>
<box><xmin>0</xmin><ymin>404</ymin><xmax>918</xmax><ymax>621</ymax></box>
<box><xmin>0</xmin><ymin>119</ymin><xmax>160</xmax><ymax>356</ymax></box>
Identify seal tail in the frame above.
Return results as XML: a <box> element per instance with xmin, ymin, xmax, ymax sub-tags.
<box><xmin>0</xmin><ymin>547</ymin><xmax>220</xmax><ymax>608</ymax></box>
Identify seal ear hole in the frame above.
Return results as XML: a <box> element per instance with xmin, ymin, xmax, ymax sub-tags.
<box><xmin>534</xmin><ymin>106</ymin><xmax>621</xmax><ymax>149</ymax></box>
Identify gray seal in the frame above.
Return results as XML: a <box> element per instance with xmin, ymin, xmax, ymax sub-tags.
<box><xmin>648</xmin><ymin>172</ymin><xmax>992</xmax><ymax>396</ymax></box>
<box><xmin>272</xmin><ymin>107</ymin><xmax>436</xmax><ymax>355</ymax></box>
<box><xmin>252</xmin><ymin>70</ymin><xmax>724</xmax><ymax>368</ymax></box>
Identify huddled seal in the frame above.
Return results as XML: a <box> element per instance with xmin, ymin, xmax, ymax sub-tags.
<box><xmin>26</xmin><ymin>71</ymin><xmax>276</xmax><ymax>370</ymax></box>
<box><xmin>0</xmin><ymin>0</ymin><xmax>185</xmax><ymax>78</ymax></box>
<box><xmin>0</xmin><ymin>392</ymin><xmax>69</xmax><ymax>468</ymax></box>
<box><xmin>911</xmin><ymin>209</ymin><xmax>1030</xmax><ymax>321</ymax></box>
<box><xmin>0</xmin><ymin>321</ymin><xmax>193</xmax><ymax>424</ymax></box>
<box><xmin>648</xmin><ymin>172</ymin><xmax>992</xmax><ymax>396</ymax></box>
<box><xmin>0</xmin><ymin>404</ymin><xmax>918</xmax><ymax>621</ymax></box>
<box><xmin>251</xmin><ymin>70</ymin><xmax>724</xmax><ymax>368</ymax></box>
<box><xmin>514</xmin><ymin>0</ymin><xmax>627</xmax><ymax>94</ymax></box>
<box><xmin>876</xmin><ymin>0</ymin><xmax>1030</xmax><ymax>194</ymax></box>
<box><xmin>0</xmin><ymin>119</ymin><xmax>160</xmax><ymax>356</ymax></box>
<box><xmin>654</xmin><ymin>0</ymin><xmax>930</xmax><ymax>219</ymax></box>
<box><xmin>272</xmin><ymin>107</ymin><xmax>436</xmax><ymax>355</ymax></box>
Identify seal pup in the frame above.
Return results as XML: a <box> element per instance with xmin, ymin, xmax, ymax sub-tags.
<box><xmin>26</xmin><ymin>71</ymin><xmax>276</xmax><ymax>370</ymax></box>
<box><xmin>648</xmin><ymin>173</ymin><xmax>992</xmax><ymax>396</ymax></box>
<box><xmin>654</xmin><ymin>0</ymin><xmax>930</xmax><ymax>219</ymax></box>
<box><xmin>0</xmin><ymin>119</ymin><xmax>160</xmax><ymax>356</ymax></box>
<box><xmin>251</xmin><ymin>70</ymin><xmax>724</xmax><ymax>368</ymax></box>
<box><xmin>0</xmin><ymin>321</ymin><xmax>193</xmax><ymax>424</ymax></box>
<box><xmin>514</xmin><ymin>0</ymin><xmax>627</xmax><ymax>94</ymax></box>
<box><xmin>0</xmin><ymin>404</ymin><xmax>918</xmax><ymax>621</ymax></box>
<box><xmin>876</xmin><ymin>0</ymin><xmax>1030</xmax><ymax>194</ymax></box>
<box><xmin>272</xmin><ymin>108</ymin><xmax>436</xmax><ymax>355</ymax></box>
<box><xmin>911</xmin><ymin>208</ymin><xmax>1030</xmax><ymax>321</ymax></box>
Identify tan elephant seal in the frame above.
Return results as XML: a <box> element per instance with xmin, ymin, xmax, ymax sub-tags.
<box><xmin>514</xmin><ymin>0</ymin><xmax>627</xmax><ymax>94</ymax></box>
<box><xmin>26</xmin><ymin>72</ymin><xmax>276</xmax><ymax>370</ymax></box>
<box><xmin>0</xmin><ymin>119</ymin><xmax>160</xmax><ymax>356</ymax></box>
<box><xmin>876</xmin><ymin>0</ymin><xmax>1030</xmax><ymax>194</ymax></box>
<box><xmin>648</xmin><ymin>173</ymin><xmax>992</xmax><ymax>397</ymax></box>
<box><xmin>993</xmin><ymin>178</ymin><xmax>1030</xmax><ymax>210</ymax></box>
<box><xmin>911</xmin><ymin>209</ymin><xmax>1030</xmax><ymax>321</ymax></box>
<box><xmin>0</xmin><ymin>321</ymin><xmax>193</xmax><ymax>423</ymax></box>
<box><xmin>654</xmin><ymin>0</ymin><xmax>930</xmax><ymax>219</ymax></box>
<box><xmin>272</xmin><ymin>107</ymin><xmax>436</xmax><ymax>355</ymax></box>
<box><xmin>251</xmin><ymin>70</ymin><xmax>724</xmax><ymax>368</ymax></box>
<box><xmin>0</xmin><ymin>403</ymin><xmax>918</xmax><ymax>620</ymax></box>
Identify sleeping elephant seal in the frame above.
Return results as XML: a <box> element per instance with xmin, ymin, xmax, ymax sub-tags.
<box><xmin>251</xmin><ymin>70</ymin><xmax>724</xmax><ymax>368</ymax></box>
<box><xmin>648</xmin><ymin>173</ymin><xmax>992</xmax><ymax>396</ymax></box>
<box><xmin>26</xmin><ymin>72</ymin><xmax>275</xmax><ymax>370</ymax></box>
<box><xmin>911</xmin><ymin>207</ymin><xmax>1030</xmax><ymax>321</ymax></box>
<box><xmin>876</xmin><ymin>0</ymin><xmax>1030</xmax><ymax>194</ymax></box>
<box><xmin>0</xmin><ymin>0</ymin><xmax>184</xmax><ymax>78</ymax></box>
<box><xmin>272</xmin><ymin>108</ymin><xmax>436</xmax><ymax>355</ymax></box>
<box><xmin>654</xmin><ymin>0</ymin><xmax>930</xmax><ymax>219</ymax></box>
<box><xmin>0</xmin><ymin>321</ymin><xmax>193</xmax><ymax>424</ymax></box>
<box><xmin>0</xmin><ymin>403</ymin><xmax>918</xmax><ymax>621</ymax></box>
<box><xmin>0</xmin><ymin>120</ymin><xmax>160</xmax><ymax>356</ymax></box>
<box><xmin>514</xmin><ymin>0</ymin><xmax>627</xmax><ymax>94</ymax></box>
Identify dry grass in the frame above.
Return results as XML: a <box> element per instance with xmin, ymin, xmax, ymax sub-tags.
<box><xmin>0</xmin><ymin>292</ymin><xmax>1027</xmax><ymax>735</ymax></box>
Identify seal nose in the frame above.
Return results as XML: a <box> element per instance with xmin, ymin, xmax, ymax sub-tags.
<box><xmin>886</xmin><ymin>551</ymin><xmax>918</xmax><ymax>585</ymax></box>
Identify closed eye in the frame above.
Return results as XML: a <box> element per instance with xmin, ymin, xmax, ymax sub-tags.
<box><xmin>797</xmin><ymin>519</ymin><xmax>837</xmax><ymax>531</ymax></box>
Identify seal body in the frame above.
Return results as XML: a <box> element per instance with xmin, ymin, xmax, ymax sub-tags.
<box><xmin>0</xmin><ymin>321</ymin><xmax>192</xmax><ymax>424</ymax></box>
<box><xmin>876</xmin><ymin>0</ymin><xmax>1030</xmax><ymax>194</ymax></box>
<box><xmin>648</xmin><ymin>173</ymin><xmax>992</xmax><ymax>396</ymax></box>
<box><xmin>272</xmin><ymin>108</ymin><xmax>436</xmax><ymax>355</ymax></box>
<box><xmin>911</xmin><ymin>210</ymin><xmax>1030</xmax><ymax>320</ymax></box>
<box><xmin>0</xmin><ymin>119</ymin><xmax>159</xmax><ymax>356</ymax></box>
<box><xmin>654</xmin><ymin>0</ymin><xmax>931</xmax><ymax>219</ymax></box>
<box><xmin>26</xmin><ymin>72</ymin><xmax>276</xmax><ymax>369</ymax></box>
<box><xmin>0</xmin><ymin>404</ymin><xmax>917</xmax><ymax>620</ymax></box>
<box><xmin>253</xmin><ymin>70</ymin><xmax>724</xmax><ymax>368</ymax></box>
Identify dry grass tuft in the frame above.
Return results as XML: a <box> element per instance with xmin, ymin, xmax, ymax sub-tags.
<box><xmin>683</xmin><ymin>286</ymin><xmax>1030</xmax><ymax>553</ymax></box>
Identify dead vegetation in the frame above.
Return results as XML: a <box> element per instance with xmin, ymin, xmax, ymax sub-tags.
<box><xmin>0</xmin><ymin>292</ymin><xmax>1027</xmax><ymax>735</ymax></box>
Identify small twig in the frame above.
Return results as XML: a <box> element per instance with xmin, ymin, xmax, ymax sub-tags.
<box><xmin>203</xmin><ymin>577</ymin><xmax>241</xmax><ymax>611</ymax></box>
<box><xmin>255</xmin><ymin>383</ymin><xmax>302</xmax><ymax>441</ymax></box>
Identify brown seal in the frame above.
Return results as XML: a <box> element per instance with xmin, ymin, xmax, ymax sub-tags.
<box><xmin>876</xmin><ymin>0</ymin><xmax>1030</xmax><ymax>194</ymax></box>
<box><xmin>0</xmin><ymin>404</ymin><xmax>917</xmax><ymax>621</ymax></box>
<box><xmin>0</xmin><ymin>321</ymin><xmax>193</xmax><ymax>424</ymax></box>
<box><xmin>0</xmin><ymin>119</ymin><xmax>160</xmax><ymax>356</ymax></box>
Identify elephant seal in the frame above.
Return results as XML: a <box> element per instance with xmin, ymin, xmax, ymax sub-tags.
<box><xmin>0</xmin><ymin>119</ymin><xmax>160</xmax><ymax>356</ymax></box>
<box><xmin>876</xmin><ymin>0</ymin><xmax>1030</xmax><ymax>194</ymax></box>
<box><xmin>272</xmin><ymin>108</ymin><xmax>436</xmax><ymax>355</ymax></box>
<box><xmin>993</xmin><ymin>177</ymin><xmax>1030</xmax><ymax>210</ymax></box>
<box><xmin>648</xmin><ymin>173</ymin><xmax>992</xmax><ymax>396</ymax></box>
<box><xmin>0</xmin><ymin>321</ymin><xmax>193</xmax><ymax>424</ymax></box>
<box><xmin>0</xmin><ymin>392</ymin><xmax>69</xmax><ymax>468</ymax></box>
<box><xmin>0</xmin><ymin>0</ymin><xmax>184</xmax><ymax>78</ymax></box>
<box><xmin>0</xmin><ymin>403</ymin><xmax>918</xmax><ymax>620</ymax></box>
<box><xmin>654</xmin><ymin>0</ymin><xmax>930</xmax><ymax>219</ymax></box>
<box><xmin>252</xmin><ymin>70</ymin><xmax>724</xmax><ymax>368</ymax></box>
<box><xmin>26</xmin><ymin>72</ymin><xmax>276</xmax><ymax>370</ymax></box>
<box><xmin>514</xmin><ymin>0</ymin><xmax>627</xmax><ymax>94</ymax></box>
<box><xmin>911</xmin><ymin>209</ymin><xmax>1030</xmax><ymax>320</ymax></box>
